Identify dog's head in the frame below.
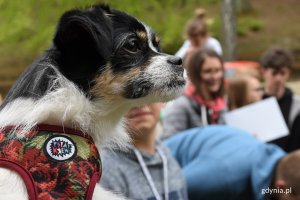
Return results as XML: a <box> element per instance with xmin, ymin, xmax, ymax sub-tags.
<box><xmin>53</xmin><ymin>4</ymin><xmax>185</xmax><ymax>105</ymax></box>
<box><xmin>0</xmin><ymin>4</ymin><xmax>185</xmax><ymax>149</ymax></box>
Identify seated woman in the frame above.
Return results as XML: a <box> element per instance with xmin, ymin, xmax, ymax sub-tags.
<box><xmin>162</xmin><ymin>48</ymin><xmax>226</xmax><ymax>139</ymax></box>
<box><xmin>227</xmin><ymin>74</ymin><xmax>264</xmax><ymax>110</ymax></box>
<box><xmin>100</xmin><ymin>103</ymin><xmax>188</xmax><ymax>200</ymax></box>
<box><xmin>175</xmin><ymin>8</ymin><xmax>222</xmax><ymax>58</ymax></box>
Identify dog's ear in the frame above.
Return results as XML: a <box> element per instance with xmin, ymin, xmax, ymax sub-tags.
<box><xmin>53</xmin><ymin>6</ymin><xmax>113</xmax><ymax>90</ymax></box>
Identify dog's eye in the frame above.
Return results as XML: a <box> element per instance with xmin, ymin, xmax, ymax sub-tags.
<box><xmin>124</xmin><ymin>39</ymin><xmax>139</xmax><ymax>53</ymax></box>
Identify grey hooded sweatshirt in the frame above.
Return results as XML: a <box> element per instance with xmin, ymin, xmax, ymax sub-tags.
<box><xmin>100</xmin><ymin>143</ymin><xmax>188</xmax><ymax>200</ymax></box>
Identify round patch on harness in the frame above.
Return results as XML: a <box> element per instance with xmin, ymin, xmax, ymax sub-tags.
<box><xmin>44</xmin><ymin>135</ymin><xmax>77</xmax><ymax>162</ymax></box>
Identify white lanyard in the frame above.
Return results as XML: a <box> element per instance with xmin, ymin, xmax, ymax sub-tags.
<box><xmin>133</xmin><ymin>147</ymin><xmax>169</xmax><ymax>200</ymax></box>
<box><xmin>201</xmin><ymin>105</ymin><xmax>208</xmax><ymax>126</ymax></box>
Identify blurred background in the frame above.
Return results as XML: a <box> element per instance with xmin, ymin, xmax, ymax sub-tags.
<box><xmin>0</xmin><ymin>0</ymin><xmax>299</xmax><ymax>96</ymax></box>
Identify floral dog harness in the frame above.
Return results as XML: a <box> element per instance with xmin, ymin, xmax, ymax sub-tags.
<box><xmin>0</xmin><ymin>124</ymin><xmax>101</xmax><ymax>200</ymax></box>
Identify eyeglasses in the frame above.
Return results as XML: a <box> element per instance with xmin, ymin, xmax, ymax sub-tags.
<box><xmin>253</xmin><ymin>86</ymin><xmax>264</xmax><ymax>92</ymax></box>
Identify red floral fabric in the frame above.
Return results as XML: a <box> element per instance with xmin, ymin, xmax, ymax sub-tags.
<box><xmin>0</xmin><ymin>125</ymin><xmax>101</xmax><ymax>200</ymax></box>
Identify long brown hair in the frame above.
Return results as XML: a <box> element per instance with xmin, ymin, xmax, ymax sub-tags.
<box><xmin>185</xmin><ymin>48</ymin><xmax>225</xmax><ymax>99</ymax></box>
<box><xmin>227</xmin><ymin>76</ymin><xmax>250</xmax><ymax>110</ymax></box>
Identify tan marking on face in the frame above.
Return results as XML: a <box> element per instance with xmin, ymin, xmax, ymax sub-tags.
<box><xmin>91</xmin><ymin>66</ymin><xmax>143</xmax><ymax>101</ymax></box>
<box><xmin>136</xmin><ymin>31</ymin><xmax>148</xmax><ymax>41</ymax></box>
<box><xmin>155</xmin><ymin>36</ymin><xmax>160</xmax><ymax>44</ymax></box>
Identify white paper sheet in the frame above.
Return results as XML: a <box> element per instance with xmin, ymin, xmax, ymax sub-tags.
<box><xmin>223</xmin><ymin>97</ymin><xmax>289</xmax><ymax>142</ymax></box>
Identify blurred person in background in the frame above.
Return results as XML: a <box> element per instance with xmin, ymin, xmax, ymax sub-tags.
<box><xmin>101</xmin><ymin>103</ymin><xmax>188</xmax><ymax>200</ymax></box>
<box><xmin>175</xmin><ymin>8</ymin><xmax>222</xmax><ymax>60</ymax></box>
<box><xmin>227</xmin><ymin>74</ymin><xmax>264</xmax><ymax>110</ymax></box>
<box><xmin>267</xmin><ymin>150</ymin><xmax>300</xmax><ymax>200</ymax></box>
<box><xmin>163</xmin><ymin>125</ymin><xmax>298</xmax><ymax>200</ymax></box>
<box><xmin>260</xmin><ymin>48</ymin><xmax>300</xmax><ymax>152</ymax></box>
<box><xmin>161</xmin><ymin>48</ymin><xmax>226</xmax><ymax>140</ymax></box>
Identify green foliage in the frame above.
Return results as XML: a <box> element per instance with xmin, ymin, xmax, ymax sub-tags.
<box><xmin>1</xmin><ymin>1</ymin><xmax>299</xmax><ymax>96</ymax></box>
<box><xmin>0</xmin><ymin>0</ymin><xmax>299</xmax><ymax>97</ymax></box>
<box><xmin>0</xmin><ymin>0</ymin><xmax>221</xmax><ymax>95</ymax></box>
<box><xmin>208</xmin><ymin>18</ymin><xmax>222</xmax><ymax>40</ymax></box>
<box><xmin>0</xmin><ymin>0</ymin><xmax>220</xmax><ymax>60</ymax></box>
<box><xmin>0</xmin><ymin>0</ymin><xmax>99</xmax><ymax>60</ymax></box>
<box><xmin>237</xmin><ymin>17</ymin><xmax>263</xmax><ymax>37</ymax></box>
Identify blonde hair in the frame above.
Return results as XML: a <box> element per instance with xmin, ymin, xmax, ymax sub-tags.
<box><xmin>194</xmin><ymin>8</ymin><xmax>206</xmax><ymax>19</ymax></box>
<box><xmin>185</xmin><ymin>8</ymin><xmax>208</xmax><ymax>39</ymax></box>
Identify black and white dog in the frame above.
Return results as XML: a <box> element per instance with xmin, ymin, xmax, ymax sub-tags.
<box><xmin>0</xmin><ymin>4</ymin><xmax>185</xmax><ymax>200</ymax></box>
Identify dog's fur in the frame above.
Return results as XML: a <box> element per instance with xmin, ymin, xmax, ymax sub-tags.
<box><xmin>0</xmin><ymin>4</ymin><xmax>185</xmax><ymax>200</ymax></box>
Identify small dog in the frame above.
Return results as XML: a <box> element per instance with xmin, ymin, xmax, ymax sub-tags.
<box><xmin>0</xmin><ymin>4</ymin><xmax>185</xmax><ymax>200</ymax></box>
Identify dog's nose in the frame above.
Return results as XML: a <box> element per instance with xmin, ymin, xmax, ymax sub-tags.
<box><xmin>167</xmin><ymin>56</ymin><xmax>182</xmax><ymax>65</ymax></box>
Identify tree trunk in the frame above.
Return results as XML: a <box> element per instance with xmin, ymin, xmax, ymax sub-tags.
<box><xmin>221</xmin><ymin>0</ymin><xmax>237</xmax><ymax>61</ymax></box>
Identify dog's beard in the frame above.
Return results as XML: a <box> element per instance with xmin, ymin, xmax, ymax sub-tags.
<box><xmin>124</xmin><ymin>76</ymin><xmax>185</xmax><ymax>101</ymax></box>
<box><xmin>123</xmin><ymin>55</ymin><xmax>186</xmax><ymax>101</ymax></box>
